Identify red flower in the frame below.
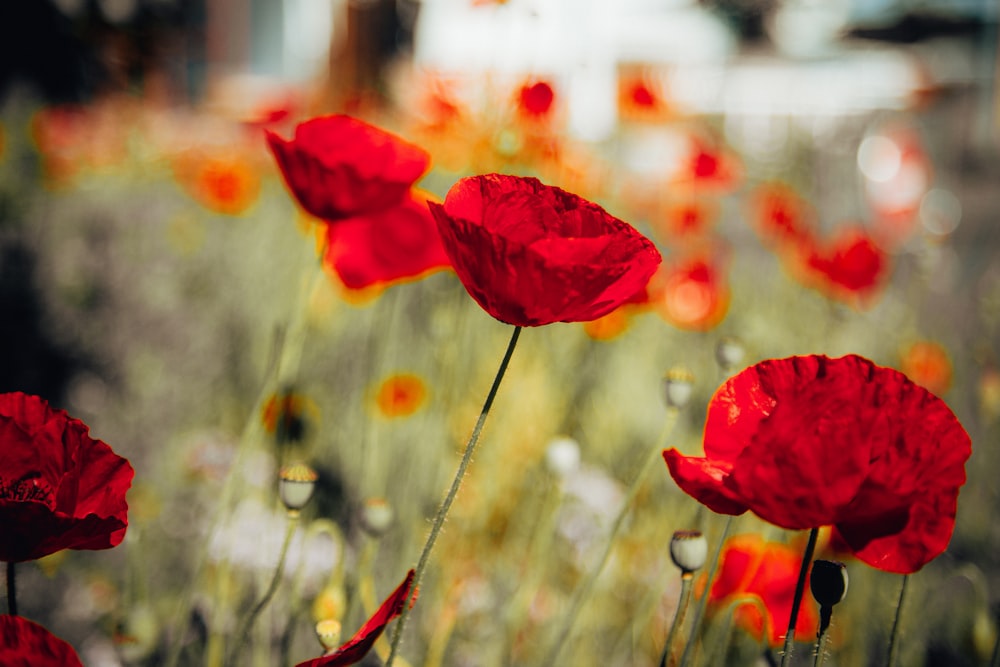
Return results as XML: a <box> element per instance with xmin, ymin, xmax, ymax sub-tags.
<box><xmin>0</xmin><ymin>615</ymin><xmax>83</xmax><ymax>667</ymax></box>
<box><xmin>802</xmin><ymin>227</ymin><xmax>889</xmax><ymax>307</ymax></box>
<box><xmin>322</xmin><ymin>189</ymin><xmax>451</xmax><ymax>290</ymax></box>
<box><xmin>663</xmin><ymin>355</ymin><xmax>971</xmax><ymax>573</ymax></box>
<box><xmin>706</xmin><ymin>535</ymin><xmax>819</xmax><ymax>646</ymax></box>
<box><xmin>517</xmin><ymin>81</ymin><xmax>555</xmax><ymax>119</ymax></box>
<box><xmin>266</xmin><ymin>115</ymin><xmax>430</xmax><ymax>223</ymax></box>
<box><xmin>429</xmin><ymin>174</ymin><xmax>661</xmax><ymax>326</ymax></box>
<box><xmin>296</xmin><ymin>570</ymin><xmax>416</xmax><ymax>667</ymax></box>
<box><xmin>0</xmin><ymin>393</ymin><xmax>133</xmax><ymax>562</ymax></box>
<box><xmin>749</xmin><ymin>182</ymin><xmax>815</xmax><ymax>247</ymax></box>
<box><xmin>899</xmin><ymin>340</ymin><xmax>952</xmax><ymax>396</ymax></box>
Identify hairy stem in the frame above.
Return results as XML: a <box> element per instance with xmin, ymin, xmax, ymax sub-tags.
<box><xmin>779</xmin><ymin>527</ymin><xmax>820</xmax><ymax>667</ymax></box>
<box><xmin>386</xmin><ymin>325</ymin><xmax>522</xmax><ymax>667</ymax></box>
<box><xmin>659</xmin><ymin>573</ymin><xmax>694</xmax><ymax>667</ymax></box>
<box><xmin>886</xmin><ymin>574</ymin><xmax>909</xmax><ymax>667</ymax></box>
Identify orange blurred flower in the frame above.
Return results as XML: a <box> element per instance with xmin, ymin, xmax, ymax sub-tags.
<box><xmin>617</xmin><ymin>69</ymin><xmax>672</xmax><ymax>123</ymax></box>
<box><xmin>900</xmin><ymin>341</ymin><xmax>952</xmax><ymax>396</ymax></box>
<box><xmin>657</xmin><ymin>196</ymin><xmax>719</xmax><ymax>241</ymax></box>
<box><xmin>374</xmin><ymin>374</ymin><xmax>428</xmax><ymax>418</ymax></box>
<box><xmin>652</xmin><ymin>255</ymin><xmax>730</xmax><ymax>331</ymax></box>
<box><xmin>706</xmin><ymin>534</ymin><xmax>820</xmax><ymax>647</ymax></box>
<box><xmin>175</xmin><ymin>151</ymin><xmax>261</xmax><ymax>216</ymax></box>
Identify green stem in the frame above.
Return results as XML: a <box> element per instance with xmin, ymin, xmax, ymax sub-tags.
<box><xmin>540</xmin><ymin>438</ymin><xmax>670</xmax><ymax>665</ymax></box>
<box><xmin>814</xmin><ymin>605</ymin><xmax>832</xmax><ymax>667</ymax></box>
<box><xmin>886</xmin><ymin>574</ymin><xmax>909</xmax><ymax>667</ymax></box>
<box><xmin>779</xmin><ymin>527</ymin><xmax>820</xmax><ymax>667</ymax></box>
<box><xmin>659</xmin><ymin>574</ymin><xmax>694</xmax><ymax>667</ymax></box>
<box><xmin>5</xmin><ymin>561</ymin><xmax>16</xmax><ymax>616</ymax></box>
<box><xmin>678</xmin><ymin>515</ymin><xmax>734</xmax><ymax>667</ymax></box>
<box><xmin>386</xmin><ymin>325</ymin><xmax>522</xmax><ymax>667</ymax></box>
<box><xmin>224</xmin><ymin>514</ymin><xmax>299</xmax><ymax>667</ymax></box>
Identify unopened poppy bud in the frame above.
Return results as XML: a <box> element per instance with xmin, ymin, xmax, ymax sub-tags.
<box><xmin>545</xmin><ymin>436</ymin><xmax>581</xmax><ymax>478</ymax></box>
<box><xmin>315</xmin><ymin>618</ymin><xmax>342</xmax><ymax>653</ymax></box>
<box><xmin>663</xmin><ymin>367</ymin><xmax>694</xmax><ymax>408</ymax></box>
<box><xmin>360</xmin><ymin>497</ymin><xmax>394</xmax><ymax>537</ymax></box>
<box><xmin>670</xmin><ymin>530</ymin><xmax>708</xmax><ymax>575</ymax></box>
<box><xmin>715</xmin><ymin>336</ymin><xmax>746</xmax><ymax>372</ymax></box>
<box><xmin>810</xmin><ymin>560</ymin><xmax>848</xmax><ymax>607</ymax></box>
<box><xmin>279</xmin><ymin>463</ymin><xmax>318</xmax><ymax>514</ymax></box>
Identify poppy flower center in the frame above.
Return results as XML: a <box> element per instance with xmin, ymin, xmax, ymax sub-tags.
<box><xmin>0</xmin><ymin>473</ymin><xmax>53</xmax><ymax>505</ymax></box>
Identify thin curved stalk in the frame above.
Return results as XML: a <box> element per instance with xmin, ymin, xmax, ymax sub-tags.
<box><xmin>659</xmin><ymin>574</ymin><xmax>694</xmax><ymax>667</ymax></box>
<box><xmin>678</xmin><ymin>515</ymin><xmax>735</xmax><ymax>667</ymax></box>
<box><xmin>224</xmin><ymin>515</ymin><xmax>299</xmax><ymax>667</ymax></box>
<box><xmin>386</xmin><ymin>325</ymin><xmax>522</xmax><ymax>667</ymax></box>
<box><xmin>886</xmin><ymin>574</ymin><xmax>909</xmax><ymax>667</ymax></box>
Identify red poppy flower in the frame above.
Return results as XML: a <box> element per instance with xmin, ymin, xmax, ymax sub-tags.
<box><xmin>652</xmin><ymin>255</ymin><xmax>730</xmax><ymax>332</ymax></box>
<box><xmin>663</xmin><ymin>355</ymin><xmax>971</xmax><ymax>573</ymax></box>
<box><xmin>0</xmin><ymin>392</ymin><xmax>133</xmax><ymax>562</ymax></box>
<box><xmin>296</xmin><ymin>569</ymin><xmax>416</xmax><ymax>667</ymax></box>
<box><xmin>428</xmin><ymin>174</ymin><xmax>662</xmax><ymax>326</ymax></box>
<box><xmin>517</xmin><ymin>81</ymin><xmax>555</xmax><ymax>119</ymax></box>
<box><xmin>706</xmin><ymin>534</ymin><xmax>819</xmax><ymax>646</ymax></box>
<box><xmin>0</xmin><ymin>615</ymin><xmax>84</xmax><ymax>667</ymax></box>
<box><xmin>266</xmin><ymin>115</ymin><xmax>430</xmax><ymax>223</ymax></box>
<box><xmin>322</xmin><ymin>189</ymin><xmax>451</xmax><ymax>290</ymax></box>
<box><xmin>802</xmin><ymin>227</ymin><xmax>889</xmax><ymax>307</ymax></box>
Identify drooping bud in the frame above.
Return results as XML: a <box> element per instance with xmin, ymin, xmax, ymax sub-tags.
<box><xmin>279</xmin><ymin>463</ymin><xmax>318</xmax><ymax>515</ymax></box>
<box><xmin>670</xmin><ymin>530</ymin><xmax>708</xmax><ymax>576</ymax></box>
<box><xmin>810</xmin><ymin>559</ymin><xmax>848</xmax><ymax>637</ymax></box>
<box><xmin>810</xmin><ymin>560</ymin><xmax>848</xmax><ymax>607</ymax></box>
<box><xmin>662</xmin><ymin>367</ymin><xmax>694</xmax><ymax>408</ymax></box>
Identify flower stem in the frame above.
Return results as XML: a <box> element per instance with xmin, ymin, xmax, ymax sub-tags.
<box><xmin>679</xmin><ymin>515</ymin><xmax>734</xmax><ymax>667</ymax></box>
<box><xmin>5</xmin><ymin>561</ymin><xmax>15</xmax><ymax>616</ymax></box>
<box><xmin>540</xmin><ymin>425</ymin><xmax>674</xmax><ymax>666</ymax></box>
<box><xmin>813</xmin><ymin>605</ymin><xmax>833</xmax><ymax>667</ymax></box>
<box><xmin>886</xmin><ymin>574</ymin><xmax>909</xmax><ymax>667</ymax></box>
<box><xmin>659</xmin><ymin>573</ymin><xmax>694</xmax><ymax>667</ymax></box>
<box><xmin>224</xmin><ymin>514</ymin><xmax>299</xmax><ymax>667</ymax></box>
<box><xmin>386</xmin><ymin>325</ymin><xmax>522</xmax><ymax>667</ymax></box>
<box><xmin>779</xmin><ymin>527</ymin><xmax>820</xmax><ymax>667</ymax></box>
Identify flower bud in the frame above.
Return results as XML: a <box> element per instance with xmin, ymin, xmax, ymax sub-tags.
<box><xmin>360</xmin><ymin>497</ymin><xmax>394</xmax><ymax>537</ymax></box>
<box><xmin>810</xmin><ymin>560</ymin><xmax>848</xmax><ymax>607</ymax></box>
<box><xmin>315</xmin><ymin>618</ymin><xmax>342</xmax><ymax>653</ymax></box>
<box><xmin>662</xmin><ymin>367</ymin><xmax>694</xmax><ymax>408</ymax></box>
<box><xmin>715</xmin><ymin>336</ymin><xmax>745</xmax><ymax>372</ymax></box>
<box><xmin>279</xmin><ymin>463</ymin><xmax>318</xmax><ymax>514</ymax></box>
<box><xmin>545</xmin><ymin>437</ymin><xmax>581</xmax><ymax>479</ymax></box>
<box><xmin>670</xmin><ymin>530</ymin><xmax>708</xmax><ymax>575</ymax></box>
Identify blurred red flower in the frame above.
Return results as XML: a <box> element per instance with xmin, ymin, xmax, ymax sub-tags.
<box><xmin>267</xmin><ymin>115</ymin><xmax>430</xmax><ymax>223</ymax></box>
<box><xmin>749</xmin><ymin>182</ymin><xmax>815</xmax><ymax>247</ymax></box>
<box><xmin>802</xmin><ymin>227</ymin><xmax>889</xmax><ymax>307</ymax></box>
<box><xmin>517</xmin><ymin>80</ymin><xmax>555</xmax><ymax>119</ymax></box>
<box><xmin>707</xmin><ymin>534</ymin><xmax>819</xmax><ymax>646</ymax></box>
<box><xmin>652</xmin><ymin>255</ymin><xmax>730</xmax><ymax>331</ymax></box>
<box><xmin>0</xmin><ymin>615</ymin><xmax>83</xmax><ymax>667</ymax></box>
<box><xmin>296</xmin><ymin>570</ymin><xmax>416</xmax><ymax>667</ymax></box>
<box><xmin>428</xmin><ymin>174</ymin><xmax>662</xmax><ymax>326</ymax></box>
<box><xmin>663</xmin><ymin>355</ymin><xmax>971</xmax><ymax>573</ymax></box>
<box><xmin>174</xmin><ymin>151</ymin><xmax>261</xmax><ymax>216</ymax></box>
<box><xmin>322</xmin><ymin>189</ymin><xmax>451</xmax><ymax>290</ymax></box>
<box><xmin>0</xmin><ymin>393</ymin><xmax>133</xmax><ymax>562</ymax></box>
